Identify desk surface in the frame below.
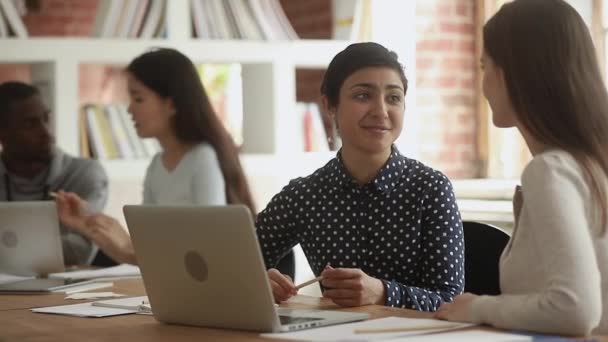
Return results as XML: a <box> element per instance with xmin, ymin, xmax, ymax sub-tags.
<box><xmin>0</xmin><ymin>279</ymin><xmax>604</xmax><ymax>342</ymax></box>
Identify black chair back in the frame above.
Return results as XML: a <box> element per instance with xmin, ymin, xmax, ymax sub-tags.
<box><xmin>275</xmin><ymin>248</ymin><xmax>295</xmax><ymax>281</ymax></box>
<box><xmin>91</xmin><ymin>249</ymin><xmax>119</xmax><ymax>267</ymax></box>
<box><xmin>463</xmin><ymin>221</ymin><xmax>510</xmax><ymax>295</ymax></box>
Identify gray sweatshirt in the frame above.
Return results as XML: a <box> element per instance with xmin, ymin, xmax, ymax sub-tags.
<box><xmin>0</xmin><ymin>148</ymin><xmax>108</xmax><ymax>266</ymax></box>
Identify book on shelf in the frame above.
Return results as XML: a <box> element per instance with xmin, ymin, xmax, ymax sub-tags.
<box><xmin>91</xmin><ymin>0</ymin><xmax>165</xmax><ymax>38</ymax></box>
<box><xmin>0</xmin><ymin>1</ymin><xmax>8</xmax><ymax>37</ymax></box>
<box><xmin>140</xmin><ymin>0</ymin><xmax>165</xmax><ymax>38</ymax></box>
<box><xmin>113</xmin><ymin>0</ymin><xmax>140</xmax><ymax>38</ymax></box>
<box><xmin>0</xmin><ymin>0</ymin><xmax>28</xmax><ymax>38</ymax></box>
<box><xmin>332</xmin><ymin>0</ymin><xmax>371</xmax><ymax>41</ymax></box>
<box><xmin>191</xmin><ymin>0</ymin><xmax>298</xmax><ymax>40</ymax></box>
<box><xmin>81</xmin><ymin>103</ymin><xmax>161</xmax><ymax>160</ymax></box>
<box><xmin>298</xmin><ymin>102</ymin><xmax>331</xmax><ymax>153</ymax></box>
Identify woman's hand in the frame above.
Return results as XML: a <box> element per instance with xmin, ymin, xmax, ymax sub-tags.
<box><xmin>54</xmin><ymin>190</ymin><xmax>90</xmax><ymax>232</ymax></box>
<box><xmin>433</xmin><ymin>293</ymin><xmax>478</xmax><ymax>322</ymax></box>
<box><xmin>55</xmin><ymin>191</ymin><xmax>136</xmax><ymax>265</ymax></box>
<box><xmin>268</xmin><ymin>268</ymin><xmax>297</xmax><ymax>303</ymax></box>
<box><xmin>83</xmin><ymin>213</ymin><xmax>137</xmax><ymax>265</ymax></box>
<box><xmin>320</xmin><ymin>266</ymin><xmax>386</xmax><ymax>307</ymax></box>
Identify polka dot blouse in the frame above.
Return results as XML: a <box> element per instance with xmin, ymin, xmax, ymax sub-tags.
<box><xmin>255</xmin><ymin>147</ymin><xmax>465</xmax><ymax>311</ymax></box>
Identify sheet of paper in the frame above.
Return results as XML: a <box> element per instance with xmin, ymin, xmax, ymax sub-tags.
<box><xmin>261</xmin><ymin>316</ymin><xmax>474</xmax><ymax>341</ymax></box>
<box><xmin>385</xmin><ymin>329</ymin><xmax>533</xmax><ymax>341</ymax></box>
<box><xmin>49</xmin><ymin>264</ymin><xmax>140</xmax><ymax>280</ymax></box>
<box><xmin>31</xmin><ymin>302</ymin><xmax>137</xmax><ymax>317</ymax></box>
<box><xmin>93</xmin><ymin>296</ymin><xmax>149</xmax><ymax>310</ymax></box>
<box><xmin>0</xmin><ymin>273</ymin><xmax>34</xmax><ymax>285</ymax></box>
<box><xmin>65</xmin><ymin>292</ymin><xmax>126</xmax><ymax>300</ymax></box>
<box><xmin>57</xmin><ymin>282</ymin><xmax>114</xmax><ymax>294</ymax></box>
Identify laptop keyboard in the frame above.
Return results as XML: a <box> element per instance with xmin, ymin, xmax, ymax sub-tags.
<box><xmin>279</xmin><ymin>315</ymin><xmax>323</xmax><ymax>325</ymax></box>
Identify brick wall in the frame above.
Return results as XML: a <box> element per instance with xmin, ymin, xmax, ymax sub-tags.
<box><xmin>0</xmin><ymin>0</ymin><xmax>104</xmax><ymax>100</ymax></box>
<box><xmin>22</xmin><ymin>0</ymin><xmax>98</xmax><ymax>36</ymax></box>
<box><xmin>416</xmin><ymin>0</ymin><xmax>479</xmax><ymax>178</ymax></box>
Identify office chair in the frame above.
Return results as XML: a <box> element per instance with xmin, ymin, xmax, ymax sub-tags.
<box><xmin>463</xmin><ymin>221</ymin><xmax>510</xmax><ymax>295</ymax></box>
<box><xmin>91</xmin><ymin>249</ymin><xmax>119</xmax><ymax>267</ymax></box>
<box><xmin>275</xmin><ymin>248</ymin><xmax>295</xmax><ymax>281</ymax></box>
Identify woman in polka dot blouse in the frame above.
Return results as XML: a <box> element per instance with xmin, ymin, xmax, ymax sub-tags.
<box><xmin>257</xmin><ymin>42</ymin><xmax>465</xmax><ymax>312</ymax></box>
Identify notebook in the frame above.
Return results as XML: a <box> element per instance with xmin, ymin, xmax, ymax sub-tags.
<box><xmin>123</xmin><ymin>205</ymin><xmax>369</xmax><ymax>332</ymax></box>
<box><xmin>0</xmin><ymin>201</ymin><xmax>64</xmax><ymax>276</ymax></box>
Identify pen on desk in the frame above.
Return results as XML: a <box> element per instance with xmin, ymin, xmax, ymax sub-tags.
<box><xmin>294</xmin><ymin>275</ymin><xmax>323</xmax><ymax>290</ymax></box>
<box><xmin>354</xmin><ymin>324</ymin><xmax>463</xmax><ymax>334</ymax></box>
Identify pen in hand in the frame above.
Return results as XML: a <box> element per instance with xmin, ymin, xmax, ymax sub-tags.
<box><xmin>294</xmin><ymin>275</ymin><xmax>323</xmax><ymax>290</ymax></box>
<box><xmin>294</xmin><ymin>263</ymin><xmax>330</xmax><ymax>290</ymax></box>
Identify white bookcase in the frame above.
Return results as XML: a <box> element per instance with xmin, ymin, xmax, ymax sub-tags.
<box><xmin>0</xmin><ymin>4</ymin><xmax>349</xmax><ymax>169</ymax></box>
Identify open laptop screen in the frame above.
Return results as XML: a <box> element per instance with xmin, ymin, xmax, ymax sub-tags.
<box><xmin>0</xmin><ymin>201</ymin><xmax>64</xmax><ymax>276</ymax></box>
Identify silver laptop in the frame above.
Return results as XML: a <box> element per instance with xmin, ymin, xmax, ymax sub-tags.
<box><xmin>0</xmin><ymin>201</ymin><xmax>65</xmax><ymax>276</ymax></box>
<box><xmin>123</xmin><ymin>205</ymin><xmax>369</xmax><ymax>332</ymax></box>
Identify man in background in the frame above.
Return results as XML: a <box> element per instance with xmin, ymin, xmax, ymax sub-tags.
<box><xmin>0</xmin><ymin>81</ymin><xmax>108</xmax><ymax>266</ymax></box>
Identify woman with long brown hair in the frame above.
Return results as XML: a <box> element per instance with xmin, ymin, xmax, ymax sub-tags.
<box><xmin>435</xmin><ymin>0</ymin><xmax>608</xmax><ymax>335</ymax></box>
<box><xmin>55</xmin><ymin>48</ymin><xmax>255</xmax><ymax>265</ymax></box>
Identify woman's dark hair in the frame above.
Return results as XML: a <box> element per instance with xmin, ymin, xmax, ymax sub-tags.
<box><xmin>320</xmin><ymin>42</ymin><xmax>408</xmax><ymax>108</ymax></box>
<box><xmin>484</xmin><ymin>0</ymin><xmax>608</xmax><ymax>232</ymax></box>
<box><xmin>127</xmin><ymin>48</ymin><xmax>256</xmax><ymax>214</ymax></box>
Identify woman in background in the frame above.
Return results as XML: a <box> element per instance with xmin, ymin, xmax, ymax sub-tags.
<box><xmin>435</xmin><ymin>0</ymin><xmax>608</xmax><ymax>335</ymax></box>
<box><xmin>56</xmin><ymin>48</ymin><xmax>255</xmax><ymax>265</ymax></box>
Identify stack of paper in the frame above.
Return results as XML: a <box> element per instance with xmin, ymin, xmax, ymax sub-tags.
<box><xmin>261</xmin><ymin>317</ymin><xmax>474</xmax><ymax>341</ymax></box>
<box><xmin>32</xmin><ymin>296</ymin><xmax>150</xmax><ymax>318</ymax></box>
<box><xmin>49</xmin><ymin>264</ymin><xmax>140</xmax><ymax>280</ymax></box>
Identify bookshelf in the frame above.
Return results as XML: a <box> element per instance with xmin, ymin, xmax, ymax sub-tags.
<box><xmin>0</xmin><ymin>1</ymin><xmax>416</xmax><ymax>209</ymax></box>
<box><xmin>0</xmin><ymin>1</ymin><xmax>351</xmax><ymax>180</ymax></box>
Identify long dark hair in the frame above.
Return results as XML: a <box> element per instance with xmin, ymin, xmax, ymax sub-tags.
<box><xmin>484</xmin><ymin>0</ymin><xmax>608</xmax><ymax>232</ymax></box>
<box><xmin>127</xmin><ymin>48</ymin><xmax>256</xmax><ymax>214</ymax></box>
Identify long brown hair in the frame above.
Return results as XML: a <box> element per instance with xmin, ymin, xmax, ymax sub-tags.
<box><xmin>484</xmin><ymin>0</ymin><xmax>608</xmax><ymax>232</ymax></box>
<box><xmin>127</xmin><ymin>48</ymin><xmax>256</xmax><ymax>215</ymax></box>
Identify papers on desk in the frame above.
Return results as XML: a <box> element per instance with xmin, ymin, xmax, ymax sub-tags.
<box><xmin>32</xmin><ymin>296</ymin><xmax>150</xmax><ymax>317</ymax></box>
<box><xmin>91</xmin><ymin>296</ymin><xmax>151</xmax><ymax>314</ymax></box>
<box><xmin>59</xmin><ymin>281</ymin><xmax>114</xmax><ymax>294</ymax></box>
<box><xmin>387</xmin><ymin>329</ymin><xmax>534</xmax><ymax>341</ymax></box>
<box><xmin>65</xmin><ymin>291</ymin><xmax>125</xmax><ymax>300</ymax></box>
<box><xmin>32</xmin><ymin>301</ymin><xmax>138</xmax><ymax>317</ymax></box>
<box><xmin>262</xmin><ymin>316</ymin><xmax>474</xmax><ymax>341</ymax></box>
<box><xmin>49</xmin><ymin>264</ymin><xmax>141</xmax><ymax>280</ymax></box>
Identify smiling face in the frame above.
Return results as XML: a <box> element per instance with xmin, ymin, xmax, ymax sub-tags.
<box><xmin>330</xmin><ymin>66</ymin><xmax>405</xmax><ymax>157</ymax></box>
<box><xmin>126</xmin><ymin>72</ymin><xmax>175</xmax><ymax>139</ymax></box>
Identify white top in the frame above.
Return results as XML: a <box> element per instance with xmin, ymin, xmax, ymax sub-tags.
<box><xmin>470</xmin><ymin>150</ymin><xmax>608</xmax><ymax>336</ymax></box>
<box><xmin>142</xmin><ymin>143</ymin><xmax>226</xmax><ymax>206</ymax></box>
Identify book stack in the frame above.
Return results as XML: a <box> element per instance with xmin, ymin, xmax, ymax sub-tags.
<box><xmin>332</xmin><ymin>0</ymin><xmax>371</xmax><ymax>41</ymax></box>
<box><xmin>191</xmin><ymin>0</ymin><xmax>298</xmax><ymax>40</ymax></box>
<box><xmin>0</xmin><ymin>0</ymin><xmax>28</xmax><ymax>38</ymax></box>
<box><xmin>91</xmin><ymin>0</ymin><xmax>166</xmax><ymax>38</ymax></box>
<box><xmin>80</xmin><ymin>104</ymin><xmax>161</xmax><ymax>160</ymax></box>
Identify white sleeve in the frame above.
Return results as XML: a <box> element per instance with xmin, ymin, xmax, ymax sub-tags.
<box><xmin>470</xmin><ymin>155</ymin><xmax>602</xmax><ymax>335</ymax></box>
<box><xmin>191</xmin><ymin>145</ymin><xmax>226</xmax><ymax>205</ymax></box>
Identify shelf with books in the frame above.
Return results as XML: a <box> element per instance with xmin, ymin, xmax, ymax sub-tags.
<box><xmin>0</xmin><ymin>38</ymin><xmax>351</xmax><ymax>66</ymax></box>
<box><xmin>0</xmin><ymin>0</ymin><xmax>408</xmax><ymax>185</ymax></box>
